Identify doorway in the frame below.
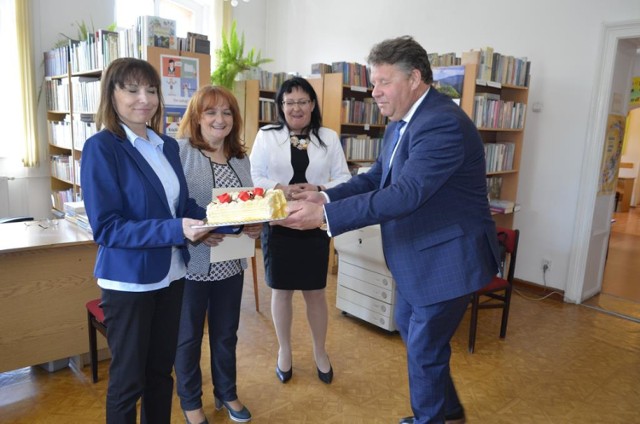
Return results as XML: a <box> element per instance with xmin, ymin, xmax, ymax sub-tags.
<box><xmin>565</xmin><ymin>20</ymin><xmax>640</xmax><ymax>304</ymax></box>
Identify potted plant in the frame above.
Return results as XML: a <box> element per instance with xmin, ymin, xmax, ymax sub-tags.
<box><xmin>211</xmin><ymin>20</ymin><xmax>271</xmax><ymax>89</ymax></box>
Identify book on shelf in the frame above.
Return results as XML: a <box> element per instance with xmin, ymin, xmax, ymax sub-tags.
<box><xmin>138</xmin><ymin>15</ymin><xmax>177</xmax><ymax>51</ymax></box>
<box><xmin>185</xmin><ymin>31</ymin><xmax>210</xmax><ymax>54</ymax></box>
<box><xmin>311</xmin><ymin>63</ymin><xmax>333</xmax><ymax>75</ymax></box>
<box><xmin>489</xmin><ymin>199</ymin><xmax>520</xmax><ymax>214</ymax></box>
<box><xmin>432</xmin><ymin>65</ymin><xmax>466</xmax><ymax>104</ymax></box>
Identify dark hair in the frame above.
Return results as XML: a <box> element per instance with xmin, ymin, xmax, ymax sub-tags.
<box><xmin>266</xmin><ymin>77</ymin><xmax>326</xmax><ymax>148</ymax></box>
<box><xmin>367</xmin><ymin>35</ymin><xmax>433</xmax><ymax>84</ymax></box>
<box><xmin>96</xmin><ymin>58</ymin><xmax>164</xmax><ymax>139</ymax></box>
<box><xmin>177</xmin><ymin>85</ymin><xmax>246</xmax><ymax>159</ymax></box>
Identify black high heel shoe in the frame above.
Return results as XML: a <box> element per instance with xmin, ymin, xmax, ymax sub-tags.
<box><xmin>317</xmin><ymin>362</ymin><xmax>333</xmax><ymax>384</ymax></box>
<box><xmin>275</xmin><ymin>363</ymin><xmax>292</xmax><ymax>383</ymax></box>
<box><xmin>214</xmin><ymin>397</ymin><xmax>252</xmax><ymax>423</ymax></box>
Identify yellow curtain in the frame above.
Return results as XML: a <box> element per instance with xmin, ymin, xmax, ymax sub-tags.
<box><xmin>15</xmin><ymin>0</ymin><xmax>39</xmax><ymax>167</ymax></box>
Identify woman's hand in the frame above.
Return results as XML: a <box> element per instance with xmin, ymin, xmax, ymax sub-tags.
<box><xmin>202</xmin><ymin>232</ymin><xmax>225</xmax><ymax>247</ymax></box>
<box><xmin>243</xmin><ymin>223</ymin><xmax>262</xmax><ymax>239</ymax></box>
<box><xmin>183</xmin><ymin>218</ymin><xmax>212</xmax><ymax>242</ymax></box>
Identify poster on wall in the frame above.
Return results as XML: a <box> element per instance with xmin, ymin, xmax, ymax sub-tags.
<box><xmin>161</xmin><ymin>55</ymin><xmax>199</xmax><ymax>107</ymax></box>
<box><xmin>164</xmin><ymin>106</ymin><xmax>186</xmax><ymax>138</ymax></box>
<box><xmin>630</xmin><ymin>76</ymin><xmax>640</xmax><ymax>110</ymax></box>
<box><xmin>598</xmin><ymin>114</ymin><xmax>626</xmax><ymax>195</ymax></box>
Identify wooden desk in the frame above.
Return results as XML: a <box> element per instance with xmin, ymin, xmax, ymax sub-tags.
<box><xmin>0</xmin><ymin>219</ymin><xmax>105</xmax><ymax>372</ymax></box>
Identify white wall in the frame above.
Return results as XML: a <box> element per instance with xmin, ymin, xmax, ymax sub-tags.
<box><xmin>232</xmin><ymin>0</ymin><xmax>640</xmax><ymax>291</ymax></box>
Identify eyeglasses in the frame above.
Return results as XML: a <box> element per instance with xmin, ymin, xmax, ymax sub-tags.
<box><xmin>282</xmin><ymin>99</ymin><xmax>313</xmax><ymax>108</ymax></box>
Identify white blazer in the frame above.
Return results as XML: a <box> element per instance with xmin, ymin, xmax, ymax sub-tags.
<box><xmin>250</xmin><ymin>125</ymin><xmax>351</xmax><ymax>189</ymax></box>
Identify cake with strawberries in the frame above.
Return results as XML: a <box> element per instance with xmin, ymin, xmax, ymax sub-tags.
<box><xmin>206</xmin><ymin>187</ymin><xmax>287</xmax><ymax>225</ymax></box>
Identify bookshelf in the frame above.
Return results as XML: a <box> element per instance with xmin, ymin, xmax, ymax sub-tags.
<box><xmin>321</xmin><ymin>72</ymin><xmax>387</xmax><ymax>172</ymax></box>
<box><xmin>458</xmin><ymin>61</ymin><xmax>529</xmax><ymax>229</ymax></box>
<box><xmin>44</xmin><ymin>46</ymin><xmax>211</xmax><ymax>215</ymax></box>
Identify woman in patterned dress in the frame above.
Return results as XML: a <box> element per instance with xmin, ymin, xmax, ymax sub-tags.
<box><xmin>175</xmin><ymin>86</ymin><xmax>261</xmax><ymax>424</ymax></box>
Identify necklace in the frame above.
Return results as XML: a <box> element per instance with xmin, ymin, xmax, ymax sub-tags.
<box><xmin>290</xmin><ymin>133</ymin><xmax>310</xmax><ymax>150</ymax></box>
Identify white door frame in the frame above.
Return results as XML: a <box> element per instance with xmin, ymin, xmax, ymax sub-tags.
<box><xmin>565</xmin><ymin>19</ymin><xmax>640</xmax><ymax>303</ymax></box>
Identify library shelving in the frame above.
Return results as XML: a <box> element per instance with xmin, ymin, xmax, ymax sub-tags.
<box><xmin>44</xmin><ymin>45</ymin><xmax>210</xmax><ymax>215</ymax></box>
<box><xmin>458</xmin><ymin>57</ymin><xmax>530</xmax><ymax>229</ymax></box>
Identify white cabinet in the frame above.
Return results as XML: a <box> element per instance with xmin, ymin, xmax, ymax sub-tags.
<box><xmin>333</xmin><ymin>225</ymin><xmax>396</xmax><ymax>331</ymax></box>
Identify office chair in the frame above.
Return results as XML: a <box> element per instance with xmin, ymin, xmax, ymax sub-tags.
<box><xmin>468</xmin><ymin>226</ymin><xmax>520</xmax><ymax>353</ymax></box>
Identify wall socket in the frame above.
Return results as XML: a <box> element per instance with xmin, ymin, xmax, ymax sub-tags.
<box><xmin>542</xmin><ymin>258</ymin><xmax>552</xmax><ymax>272</ymax></box>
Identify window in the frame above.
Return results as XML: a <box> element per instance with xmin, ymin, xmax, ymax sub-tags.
<box><xmin>115</xmin><ymin>0</ymin><xmax>217</xmax><ymax>41</ymax></box>
<box><xmin>0</xmin><ymin>0</ymin><xmax>24</xmax><ymax>159</ymax></box>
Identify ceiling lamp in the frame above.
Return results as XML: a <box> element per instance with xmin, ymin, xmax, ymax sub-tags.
<box><xmin>225</xmin><ymin>0</ymin><xmax>250</xmax><ymax>6</ymax></box>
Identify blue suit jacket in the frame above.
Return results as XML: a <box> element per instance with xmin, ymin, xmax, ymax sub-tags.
<box><xmin>80</xmin><ymin>129</ymin><xmax>205</xmax><ymax>285</ymax></box>
<box><xmin>325</xmin><ymin>88</ymin><xmax>500</xmax><ymax>306</ymax></box>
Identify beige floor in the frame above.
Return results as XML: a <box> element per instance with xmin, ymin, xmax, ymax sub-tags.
<box><xmin>1</xmin><ymin>253</ymin><xmax>640</xmax><ymax>423</ymax></box>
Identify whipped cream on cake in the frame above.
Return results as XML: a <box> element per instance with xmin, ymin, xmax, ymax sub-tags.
<box><xmin>206</xmin><ymin>188</ymin><xmax>287</xmax><ymax>225</ymax></box>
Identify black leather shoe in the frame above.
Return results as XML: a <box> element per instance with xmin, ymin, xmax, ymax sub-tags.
<box><xmin>275</xmin><ymin>363</ymin><xmax>292</xmax><ymax>383</ymax></box>
<box><xmin>398</xmin><ymin>412</ymin><xmax>465</xmax><ymax>424</ymax></box>
<box><xmin>317</xmin><ymin>364</ymin><xmax>333</xmax><ymax>384</ymax></box>
<box><xmin>214</xmin><ymin>397</ymin><xmax>252</xmax><ymax>423</ymax></box>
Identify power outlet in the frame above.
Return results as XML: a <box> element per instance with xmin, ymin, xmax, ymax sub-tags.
<box><xmin>542</xmin><ymin>258</ymin><xmax>551</xmax><ymax>273</ymax></box>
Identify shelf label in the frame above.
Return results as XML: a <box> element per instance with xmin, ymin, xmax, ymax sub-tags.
<box><xmin>364</xmin><ymin>124</ymin><xmax>370</xmax><ymax>131</ymax></box>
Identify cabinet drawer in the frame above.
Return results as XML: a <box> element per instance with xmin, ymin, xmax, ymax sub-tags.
<box><xmin>338</xmin><ymin>260</ymin><xmax>394</xmax><ymax>290</ymax></box>
<box><xmin>336</xmin><ymin>295</ymin><xmax>395</xmax><ymax>331</ymax></box>
<box><xmin>337</xmin><ymin>284</ymin><xmax>394</xmax><ymax>317</ymax></box>
<box><xmin>338</xmin><ymin>272</ymin><xmax>395</xmax><ymax>304</ymax></box>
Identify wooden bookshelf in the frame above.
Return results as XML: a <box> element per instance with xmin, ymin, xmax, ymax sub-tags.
<box><xmin>458</xmin><ymin>62</ymin><xmax>529</xmax><ymax>229</ymax></box>
<box><xmin>44</xmin><ymin>47</ymin><xmax>210</xmax><ymax>214</ymax></box>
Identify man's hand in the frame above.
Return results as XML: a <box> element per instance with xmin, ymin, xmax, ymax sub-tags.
<box><xmin>242</xmin><ymin>223</ymin><xmax>263</xmax><ymax>239</ymax></box>
<box><xmin>182</xmin><ymin>218</ymin><xmax>213</xmax><ymax>242</ymax></box>
<box><xmin>274</xmin><ymin>200</ymin><xmax>325</xmax><ymax>230</ymax></box>
<box><xmin>291</xmin><ymin>190</ymin><xmax>327</xmax><ymax>205</ymax></box>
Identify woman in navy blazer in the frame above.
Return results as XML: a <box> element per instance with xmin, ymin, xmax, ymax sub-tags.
<box><xmin>80</xmin><ymin>58</ymin><xmax>211</xmax><ymax>424</ymax></box>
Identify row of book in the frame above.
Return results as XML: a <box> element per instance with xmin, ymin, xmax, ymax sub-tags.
<box><xmin>239</xmin><ymin>68</ymin><xmax>292</xmax><ymax>91</ymax></box>
<box><xmin>486</xmin><ymin>176</ymin><xmax>503</xmax><ymax>199</ymax></box>
<box><xmin>341</xmin><ymin>135</ymin><xmax>383</xmax><ymax>162</ymax></box>
<box><xmin>47</xmin><ymin>114</ymin><xmax>96</xmax><ymax>152</ymax></box>
<box><xmin>428</xmin><ymin>52</ymin><xmax>461</xmax><ymax>67</ymax></box>
<box><xmin>311</xmin><ymin>62</ymin><xmax>371</xmax><ymax>88</ymax></box>
<box><xmin>473</xmin><ymin>94</ymin><xmax>527</xmax><ymax>129</ymax></box>
<box><xmin>50</xmin><ymin>155</ymin><xmax>74</xmax><ymax>184</ymax></box>
<box><xmin>51</xmin><ymin>189</ymin><xmax>74</xmax><ymax>213</ymax></box>
<box><xmin>342</xmin><ymin>98</ymin><xmax>388</xmax><ymax>126</ymax></box>
<box><xmin>44</xmin><ymin>79</ymin><xmax>70</xmax><ymax>111</ymax></box>
<box><xmin>47</xmin><ymin>118</ymin><xmax>72</xmax><ymax>149</ymax></box>
<box><xmin>258</xmin><ymin>97</ymin><xmax>276</xmax><ymax>123</ymax></box>
<box><xmin>485</xmin><ymin>142</ymin><xmax>515</xmax><ymax>174</ymax></box>
<box><xmin>71</xmin><ymin>77</ymin><xmax>101</xmax><ymax>113</ymax></box>
<box><xmin>462</xmin><ymin>47</ymin><xmax>531</xmax><ymax>88</ymax></box>
<box><xmin>44</xmin><ymin>16</ymin><xmax>208</xmax><ymax>76</ymax></box>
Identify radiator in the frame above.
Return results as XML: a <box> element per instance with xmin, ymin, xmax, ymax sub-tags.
<box><xmin>0</xmin><ymin>177</ymin><xmax>10</xmax><ymax>217</ymax></box>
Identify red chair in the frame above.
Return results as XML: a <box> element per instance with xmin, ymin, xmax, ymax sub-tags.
<box><xmin>468</xmin><ymin>227</ymin><xmax>520</xmax><ymax>353</ymax></box>
<box><xmin>86</xmin><ymin>298</ymin><xmax>107</xmax><ymax>383</ymax></box>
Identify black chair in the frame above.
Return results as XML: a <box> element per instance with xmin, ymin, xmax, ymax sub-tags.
<box><xmin>0</xmin><ymin>216</ymin><xmax>33</xmax><ymax>224</ymax></box>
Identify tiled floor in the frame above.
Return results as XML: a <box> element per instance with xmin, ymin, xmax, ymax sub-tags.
<box><xmin>1</xmin><ymin>252</ymin><xmax>639</xmax><ymax>423</ymax></box>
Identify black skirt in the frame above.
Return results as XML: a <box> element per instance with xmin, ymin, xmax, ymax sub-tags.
<box><xmin>261</xmin><ymin>224</ymin><xmax>329</xmax><ymax>290</ymax></box>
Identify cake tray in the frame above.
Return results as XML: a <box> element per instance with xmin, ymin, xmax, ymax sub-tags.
<box><xmin>191</xmin><ymin>216</ymin><xmax>287</xmax><ymax>229</ymax></box>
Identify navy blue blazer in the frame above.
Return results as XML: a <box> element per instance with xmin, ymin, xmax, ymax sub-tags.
<box><xmin>81</xmin><ymin>129</ymin><xmax>205</xmax><ymax>285</ymax></box>
<box><xmin>325</xmin><ymin>88</ymin><xmax>500</xmax><ymax>306</ymax></box>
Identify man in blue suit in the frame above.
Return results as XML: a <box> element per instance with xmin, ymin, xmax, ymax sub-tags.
<box><xmin>279</xmin><ymin>36</ymin><xmax>500</xmax><ymax>424</ymax></box>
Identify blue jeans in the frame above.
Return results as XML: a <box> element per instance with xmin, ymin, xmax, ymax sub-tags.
<box><xmin>175</xmin><ymin>272</ymin><xmax>244</xmax><ymax>410</ymax></box>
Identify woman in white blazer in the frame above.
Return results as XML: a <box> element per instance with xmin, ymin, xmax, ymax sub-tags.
<box><xmin>250</xmin><ymin>77</ymin><xmax>351</xmax><ymax>385</ymax></box>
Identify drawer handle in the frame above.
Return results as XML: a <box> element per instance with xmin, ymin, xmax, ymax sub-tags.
<box><xmin>381</xmin><ymin>292</ymin><xmax>387</xmax><ymax>299</ymax></box>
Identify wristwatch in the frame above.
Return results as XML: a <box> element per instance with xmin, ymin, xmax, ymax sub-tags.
<box><xmin>319</xmin><ymin>212</ymin><xmax>328</xmax><ymax>231</ymax></box>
